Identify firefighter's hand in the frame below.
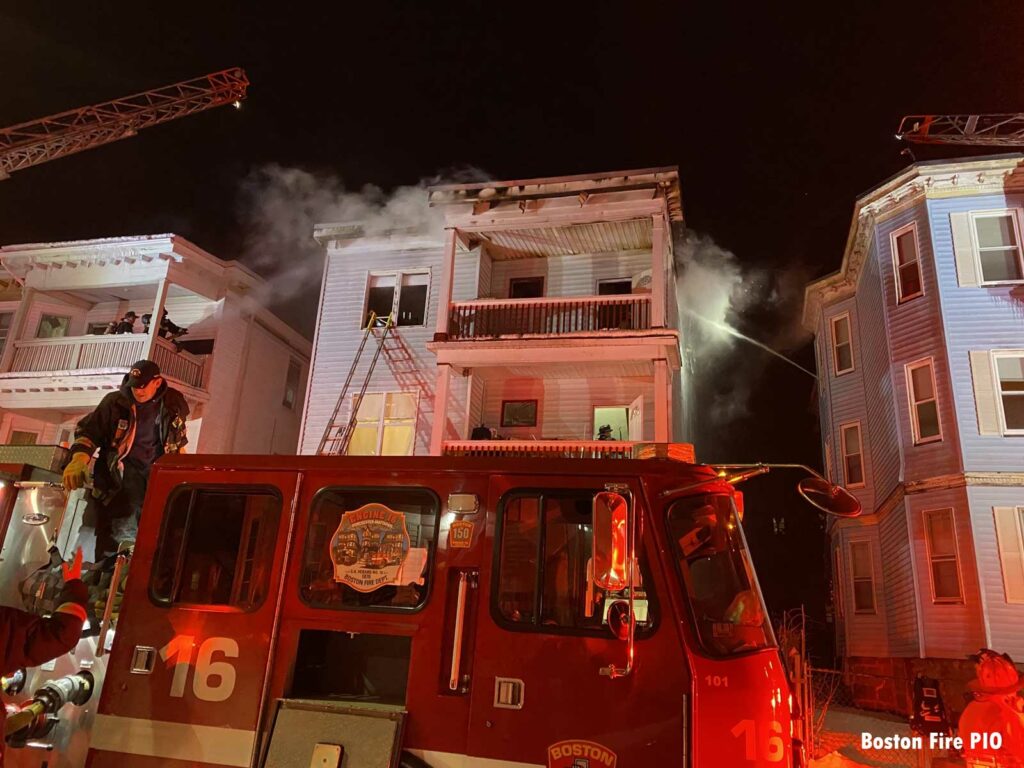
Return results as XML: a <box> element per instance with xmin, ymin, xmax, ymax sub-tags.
<box><xmin>62</xmin><ymin>453</ymin><xmax>91</xmax><ymax>491</ymax></box>
<box><xmin>61</xmin><ymin>548</ymin><xmax>83</xmax><ymax>582</ymax></box>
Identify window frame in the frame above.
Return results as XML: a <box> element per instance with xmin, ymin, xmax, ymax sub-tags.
<box><xmin>906</xmin><ymin>357</ymin><xmax>943</xmax><ymax>445</ymax></box>
<box><xmin>848</xmin><ymin>539</ymin><xmax>877</xmax><ymax>615</ymax></box>
<box><xmin>838</xmin><ymin>421</ymin><xmax>866</xmax><ymax>489</ymax></box>
<box><xmin>282</xmin><ymin>359</ymin><xmax>301</xmax><ymax>410</ymax></box>
<box><xmin>508</xmin><ymin>276</ymin><xmax>545</xmax><ymax>299</ymax></box>
<box><xmin>346</xmin><ymin>390</ymin><xmax>419</xmax><ymax>456</ymax></box>
<box><xmin>832</xmin><ymin>546</ymin><xmax>845</xmax><ymax>620</ymax></box>
<box><xmin>296</xmin><ymin>484</ymin><xmax>441</xmax><ymax>614</ymax></box>
<box><xmin>890</xmin><ymin>222</ymin><xmax>925</xmax><ymax>303</ymax></box>
<box><xmin>970</xmin><ymin>209</ymin><xmax>1024</xmax><ymax>285</ymax></box>
<box><xmin>148</xmin><ymin>483</ymin><xmax>284</xmax><ymax>613</ymax></box>
<box><xmin>36</xmin><ymin>313</ymin><xmax>72</xmax><ymax>339</ymax></box>
<box><xmin>1000</xmin><ymin>507</ymin><xmax>1024</xmax><ymax>605</ymax></box>
<box><xmin>360</xmin><ymin>269</ymin><xmax>431</xmax><ymax>328</ymax></box>
<box><xmin>830</xmin><ymin>313</ymin><xmax>855</xmax><ymax>376</ymax></box>
<box><xmin>993</xmin><ymin>350</ymin><xmax>1024</xmax><ymax>436</ymax></box>
<box><xmin>490</xmin><ymin>487</ymin><xmax>658</xmax><ymax>639</ymax></box>
<box><xmin>596</xmin><ymin>277</ymin><xmax>632</xmax><ymax>295</ymax></box>
<box><xmin>922</xmin><ymin>507</ymin><xmax>964</xmax><ymax>604</ymax></box>
<box><xmin>8</xmin><ymin>429</ymin><xmax>40</xmax><ymax>446</ymax></box>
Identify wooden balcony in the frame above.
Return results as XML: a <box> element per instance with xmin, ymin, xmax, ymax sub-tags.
<box><xmin>6</xmin><ymin>334</ymin><xmax>205</xmax><ymax>389</ymax></box>
<box><xmin>446</xmin><ymin>294</ymin><xmax>651</xmax><ymax>340</ymax></box>
<box><xmin>443</xmin><ymin>439</ymin><xmax>639</xmax><ymax>459</ymax></box>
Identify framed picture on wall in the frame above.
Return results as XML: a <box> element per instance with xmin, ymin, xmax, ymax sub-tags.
<box><xmin>500</xmin><ymin>399</ymin><xmax>538</xmax><ymax>428</ymax></box>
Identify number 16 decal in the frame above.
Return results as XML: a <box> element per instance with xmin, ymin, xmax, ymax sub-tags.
<box><xmin>731</xmin><ymin>719</ymin><xmax>785</xmax><ymax>762</ymax></box>
<box><xmin>159</xmin><ymin>636</ymin><xmax>239</xmax><ymax>702</ymax></box>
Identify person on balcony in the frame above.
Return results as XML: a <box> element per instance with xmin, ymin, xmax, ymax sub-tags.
<box><xmin>61</xmin><ymin>359</ymin><xmax>189</xmax><ymax>561</ymax></box>
<box><xmin>113</xmin><ymin>311</ymin><xmax>138</xmax><ymax>334</ymax></box>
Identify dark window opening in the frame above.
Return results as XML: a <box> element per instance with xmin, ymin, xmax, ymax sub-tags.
<box><xmin>178</xmin><ymin>338</ymin><xmax>215</xmax><ymax>356</ymax></box>
<box><xmin>597</xmin><ymin>279</ymin><xmax>632</xmax><ymax>295</ymax></box>
<box><xmin>365</xmin><ymin>275</ymin><xmax>396</xmax><ymax>327</ymax></box>
<box><xmin>509</xmin><ymin>277</ymin><xmax>544</xmax><ymax>299</ymax></box>
<box><xmin>290</xmin><ymin>630</ymin><xmax>411</xmax><ymax>706</ymax></box>
<box><xmin>299</xmin><ymin>487</ymin><xmax>438</xmax><ymax>611</ymax></box>
<box><xmin>150</xmin><ymin>487</ymin><xmax>281</xmax><ymax>609</ymax></box>
<box><xmin>283</xmin><ymin>359</ymin><xmax>301</xmax><ymax>409</ymax></box>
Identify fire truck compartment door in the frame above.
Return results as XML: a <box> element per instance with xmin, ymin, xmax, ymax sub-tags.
<box><xmin>264</xmin><ymin>699</ymin><xmax>404</xmax><ymax>768</ymax></box>
<box><xmin>88</xmin><ymin>469</ymin><xmax>300</xmax><ymax>768</ymax></box>
<box><xmin>466</xmin><ymin>473</ymin><xmax>689</xmax><ymax>767</ymax></box>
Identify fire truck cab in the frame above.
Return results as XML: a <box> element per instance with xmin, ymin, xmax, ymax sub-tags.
<box><xmin>5</xmin><ymin>451</ymin><xmax>844</xmax><ymax>768</ymax></box>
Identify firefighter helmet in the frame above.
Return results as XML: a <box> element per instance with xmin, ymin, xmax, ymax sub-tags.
<box><xmin>967</xmin><ymin>649</ymin><xmax>1024</xmax><ymax>696</ymax></box>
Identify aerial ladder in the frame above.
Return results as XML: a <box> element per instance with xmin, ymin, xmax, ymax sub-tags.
<box><xmin>897</xmin><ymin>113</ymin><xmax>1024</xmax><ymax>147</ymax></box>
<box><xmin>317</xmin><ymin>312</ymin><xmax>395</xmax><ymax>455</ymax></box>
<box><xmin>0</xmin><ymin>67</ymin><xmax>249</xmax><ymax>179</ymax></box>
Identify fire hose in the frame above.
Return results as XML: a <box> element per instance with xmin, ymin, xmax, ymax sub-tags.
<box><xmin>4</xmin><ymin>671</ymin><xmax>93</xmax><ymax>744</ymax></box>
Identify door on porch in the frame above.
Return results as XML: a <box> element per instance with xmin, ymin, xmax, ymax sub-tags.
<box><xmin>592</xmin><ymin>398</ymin><xmax>642</xmax><ymax>442</ymax></box>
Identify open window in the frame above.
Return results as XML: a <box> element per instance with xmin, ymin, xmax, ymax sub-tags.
<box><xmin>364</xmin><ymin>271</ymin><xmax>430</xmax><ymax>327</ymax></box>
<box><xmin>150</xmin><ymin>486</ymin><xmax>282</xmax><ymax>610</ymax></box>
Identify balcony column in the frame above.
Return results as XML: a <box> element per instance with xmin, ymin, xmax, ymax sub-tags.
<box><xmin>654</xmin><ymin>358</ymin><xmax>670</xmax><ymax>442</ymax></box>
<box><xmin>433</xmin><ymin>228</ymin><xmax>458</xmax><ymax>341</ymax></box>
<box><xmin>143</xmin><ymin>278</ymin><xmax>170</xmax><ymax>362</ymax></box>
<box><xmin>0</xmin><ymin>286</ymin><xmax>35</xmax><ymax>372</ymax></box>
<box><xmin>429</xmin><ymin>363</ymin><xmax>453</xmax><ymax>455</ymax></box>
<box><xmin>651</xmin><ymin>215</ymin><xmax>666</xmax><ymax>328</ymax></box>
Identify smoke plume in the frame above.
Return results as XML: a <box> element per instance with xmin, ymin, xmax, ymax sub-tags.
<box><xmin>675</xmin><ymin>231</ymin><xmax>811</xmax><ymax>451</ymax></box>
<box><xmin>238</xmin><ymin>164</ymin><xmax>487</xmax><ymax>335</ymax></box>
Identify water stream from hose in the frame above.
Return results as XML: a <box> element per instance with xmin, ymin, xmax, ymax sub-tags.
<box><xmin>681</xmin><ymin>308</ymin><xmax>817</xmax><ymax>380</ymax></box>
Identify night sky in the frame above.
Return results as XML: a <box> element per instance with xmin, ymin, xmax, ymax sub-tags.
<box><xmin>3</xmin><ymin>2</ymin><xmax>1023</xmax><ymax>658</ymax></box>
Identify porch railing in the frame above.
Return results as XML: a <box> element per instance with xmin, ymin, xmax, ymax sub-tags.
<box><xmin>443</xmin><ymin>439</ymin><xmax>639</xmax><ymax>459</ymax></box>
<box><xmin>6</xmin><ymin>334</ymin><xmax>206</xmax><ymax>388</ymax></box>
<box><xmin>447</xmin><ymin>294</ymin><xmax>651</xmax><ymax>340</ymax></box>
<box><xmin>9</xmin><ymin>334</ymin><xmax>147</xmax><ymax>373</ymax></box>
<box><xmin>151</xmin><ymin>337</ymin><xmax>205</xmax><ymax>388</ymax></box>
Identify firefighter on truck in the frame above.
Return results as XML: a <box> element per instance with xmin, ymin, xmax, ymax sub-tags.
<box><xmin>3</xmin><ymin>450</ymin><xmax>858</xmax><ymax>768</ymax></box>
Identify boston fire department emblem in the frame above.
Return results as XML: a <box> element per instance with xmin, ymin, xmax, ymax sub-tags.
<box><xmin>329</xmin><ymin>503</ymin><xmax>411</xmax><ymax>592</ymax></box>
<box><xmin>547</xmin><ymin>740</ymin><xmax>617</xmax><ymax>768</ymax></box>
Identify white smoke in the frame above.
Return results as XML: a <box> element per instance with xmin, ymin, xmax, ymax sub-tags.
<box><xmin>238</xmin><ymin>164</ymin><xmax>488</xmax><ymax>333</ymax></box>
<box><xmin>674</xmin><ymin>231</ymin><xmax>811</xmax><ymax>441</ymax></box>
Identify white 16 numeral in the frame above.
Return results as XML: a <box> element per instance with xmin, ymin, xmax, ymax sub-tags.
<box><xmin>158</xmin><ymin>636</ymin><xmax>239</xmax><ymax>702</ymax></box>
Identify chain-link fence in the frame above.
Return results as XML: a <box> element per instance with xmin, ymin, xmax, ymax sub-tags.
<box><xmin>810</xmin><ymin>667</ymin><xmax>929</xmax><ymax>767</ymax></box>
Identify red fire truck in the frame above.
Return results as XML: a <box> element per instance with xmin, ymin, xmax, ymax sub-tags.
<box><xmin>3</xmin><ymin>450</ymin><xmax>858</xmax><ymax>768</ymax></box>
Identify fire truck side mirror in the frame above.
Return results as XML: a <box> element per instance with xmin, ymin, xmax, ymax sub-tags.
<box><xmin>592</xmin><ymin>492</ymin><xmax>630</xmax><ymax>590</ymax></box>
<box><xmin>796</xmin><ymin>477</ymin><xmax>862</xmax><ymax>518</ymax></box>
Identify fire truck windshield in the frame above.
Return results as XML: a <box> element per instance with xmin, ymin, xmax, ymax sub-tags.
<box><xmin>666</xmin><ymin>493</ymin><xmax>776</xmax><ymax>657</ymax></box>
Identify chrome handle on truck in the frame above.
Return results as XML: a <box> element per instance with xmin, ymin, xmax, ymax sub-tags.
<box><xmin>449</xmin><ymin>572</ymin><xmax>469</xmax><ymax>691</ymax></box>
<box><xmin>96</xmin><ymin>551</ymin><xmax>129</xmax><ymax>658</ymax></box>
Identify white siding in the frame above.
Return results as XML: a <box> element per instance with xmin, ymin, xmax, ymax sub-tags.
<box><xmin>231</xmin><ymin>322</ymin><xmax>308</xmax><ymax>454</ymax></box>
<box><xmin>299</xmin><ymin>242</ymin><xmax>475</xmax><ymax>454</ymax></box>
<box><xmin>197</xmin><ymin>297</ymin><xmax>249</xmax><ymax>453</ymax></box>
<box><xmin>480</xmin><ymin>376</ymin><xmax>655</xmax><ymax>441</ymax></box>
<box><xmin>488</xmin><ymin>251</ymin><xmax>651</xmax><ymax>298</ymax></box>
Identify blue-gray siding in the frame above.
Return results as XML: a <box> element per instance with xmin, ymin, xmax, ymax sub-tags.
<box><xmin>927</xmin><ymin>193</ymin><xmax>1024</xmax><ymax>471</ymax></box>
<box><xmin>906</xmin><ymin>487</ymin><xmax>985</xmax><ymax>658</ymax></box>
<box><xmin>879</xmin><ymin>502</ymin><xmax>919</xmax><ymax>657</ymax></box>
<box><xmin>967</xmin><ymin>484</ymin><xmax>1024</xmax><ymax>656</ymax></box>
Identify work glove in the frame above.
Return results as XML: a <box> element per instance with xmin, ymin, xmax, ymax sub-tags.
<box><xmin>62</xmin><ymin>453</ymin><xmax>91</xmax><ymax>491</ymax></box>
<box><xmin>61</xmin><ymin>547</ymin><xmax>83</xmax><ymax>582</ymax></box>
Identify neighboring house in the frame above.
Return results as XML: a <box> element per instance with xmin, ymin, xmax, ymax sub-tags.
<box><xmin>0</xmin><ymin>234</ymin><xmax>312</xmax><ymax>455</ymax></box>
<box><xmin>299</xmin><ymin>167</ymin><xmax>687</xmax><ymax>458</ymax></box>
<box><xmin>804</xmin><ymin>154</ymin><xmax>1024</xmax><ymax>712</ymax></box>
